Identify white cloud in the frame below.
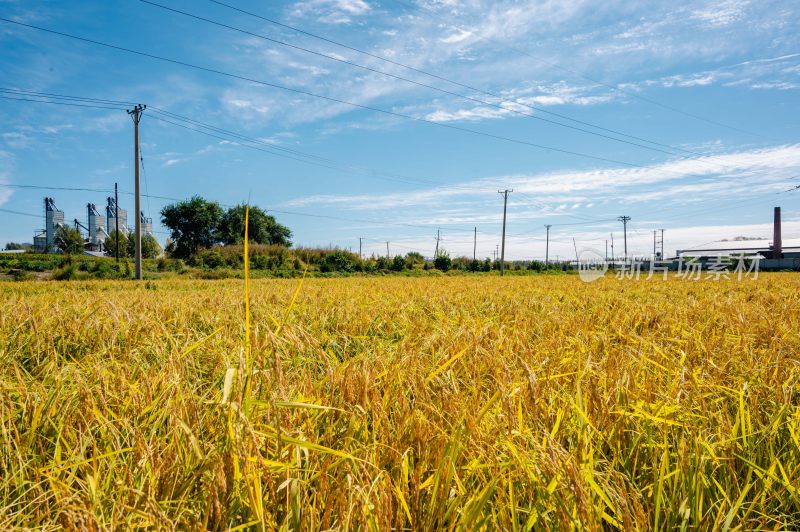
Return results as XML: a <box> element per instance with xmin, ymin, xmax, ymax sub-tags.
<box><xmin>1</xmin><ymin>132</ymin><xmax>33</xmax><ymax>149</ymax></box>
<box><xmin>425</xmin><ymin>106</ymin><xmax>507</xmax><ymax>122</ymax></box>
<box><xmin>631</xmin><ymin>51</ymin><xmax>800</xmax><ymax>92</ymax></box>
<box><xmin>283</xmin><ymin>144</ymin><xmax>800</xmax><ymax>217</ymax></box>
<box><xmin>691</xmin><ymin>0</ymin><xmax>749</xmax><ymax>28</ymax></box>
<box><xmin>0</xmin><ymin>150</ymin><xmax>14</xmax><ymax>207</ymax></box>
<box><xmin>289</xmin><ymin>0</ymin><xmax>371</xmax><ymax>24</ymax></box>
<box><xmin>440</xmin><ymin>28</ymin><xmax>473</xmax><ymax>44</ymax></box>
<box><xmin>207</xmin><ymin>0</ymin><xmax>798</xmax><ymax>130</ymax></box>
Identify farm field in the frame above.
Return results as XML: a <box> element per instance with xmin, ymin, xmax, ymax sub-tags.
<box><xmin>1</xmin><ymin>275</ymin><xmax>799</xmax><ymax>529</ymax></box>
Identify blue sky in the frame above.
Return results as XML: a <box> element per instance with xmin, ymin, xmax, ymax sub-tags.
<box><xmin>1</xmin><ymin>0</ymin><xmax>799</xmax><ymax>260</ymax></box>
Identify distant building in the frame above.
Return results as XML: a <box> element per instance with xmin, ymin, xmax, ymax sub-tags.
<box><xmin>141</xmin><ymin>211</ymin><xmax>153</xmax><ymax>236</ymax></box>
<box><xmin>33</xmin><ymin>197</ymin><xmax>64</xmax><ymax>252</ymax></box>
<box><xmin>106</xmin><ymin>197</ymin><xmax>128</xmax><ymax>236</ymax></box>
<box><xmin>677</xmin><ymin>208</ymin><xmax>798</xmax><ymax>260</ymax></box>
<box><xmin>87</xmin><ymin>203</ymin><xmax>109</xmax><ymax>252</ymax></box>
<box><xmin>677</xmin><ymin>239</ymin><xmax>800</xmax><ymax>260</ymax></box>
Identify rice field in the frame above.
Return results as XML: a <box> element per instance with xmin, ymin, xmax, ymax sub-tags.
<box><xmin>1</xmin><ymin>274</ymin><xmax>799</xmax><ymax>530</ymax></box>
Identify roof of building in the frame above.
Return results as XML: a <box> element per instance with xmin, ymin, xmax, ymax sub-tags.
<box><xmin>678</xmin><ymin>238</ymin><xmax>800</xmax><ymax>256</ymax></box>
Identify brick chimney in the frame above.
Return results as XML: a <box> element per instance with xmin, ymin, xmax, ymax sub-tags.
<box><xmin>773</xmin><ymin>206</ymin><xmax>782</xmax><ymax>259</ymax></box>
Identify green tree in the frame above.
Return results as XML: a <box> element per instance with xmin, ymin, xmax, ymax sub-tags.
<box><xmin>104</xmin><ymin>230</ymin><xmax>129</xmax><ymax>258</ymax></box>
<box><xmin>391</xmin><ymin>255</ymin><xmax>406</xmax><ymax>272</ymax></box>
<box><xmin>126</xmin><ymin>233</ymin><xmax>161</xmax><ymax>259</ymax></box>
<box><xmin>218</xmin><ymin>204</ymin><xmax>292</xmax><ymax>247</ymax></box>
<box><xmin>4</xmin><ymin>242</ymin><xmax>31</xmax><ymax>251</ymax></box>
<box><xmin>434</xmin><ymin>250</ymin><xmax>452</xmax><ymax>272</ymax></box>
<box><xmin>320</xmin><ymin>250</ymin><xmax>357</xmax><ymax>273</ymax></box>
<box><xmin>160</xmin><ymin>196</ymin><xmax>223</xmax><ymax>258</ymax></box>
<box><xmin>54</xmin><ymin>226</ymin><xmax>84</xmax><ymax>255</ymax></box>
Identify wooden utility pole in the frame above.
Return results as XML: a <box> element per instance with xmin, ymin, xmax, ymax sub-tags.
<box><xmin>544</xmin><ymin>224</ymin><xmax>552</xmax><ymax>268</ymax></box>
<box><xmin>498</xmin><ymin>189</ymin><xmax>512</xmax><ymax>276</ymax></box>
<box><xmin>473</xmin><ymin>227</ymin><xmax>477</xmax><ymax>262</ymax></box>
<box><xmin>386</xmin><ymin>241</ymin><xmax>390</xmax><ymax>258</ymax></box>
<box><xmin>653</xmin><ymin>230</ymin><xmax>657</xmax><ymax>258</ymax></box>
<box><xmin>127</xmin><ymin>104</ymin><xmax>145</xmax><ymax>280</ymax></box>
<box><xmin>115</xmin><ymin>182</ymin><xmax>119</xmax><ymax>263</ymax></box>
<box><xmin>572</xmin><ymin>237</ymin><xmax>579</xmax><ymax>266</ymax></box>
<box><xmin>359</xmin><ymin>237</ymin><xmax>363</xmax><ymax>259</ymax></box>
<box><xmin>618</xmin><ymin>215</ymin><xmax>631</xmax><ymax>261</ymax></box>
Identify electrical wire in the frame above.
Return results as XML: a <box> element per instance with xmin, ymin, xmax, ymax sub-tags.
<box><xmin>0</xmin><ymin>87</ymin><xmax>135</xmax><ymax>106</ymax></box>
<box><xmin>139</xmin><ymin>0</ymin><xmax>735</xmax><ymax>168</ymax></box>
<box><xmin>0</xmin><ymin>94</ymin><xmax>124</xmax><ymax>110</ymax></box>
<box><xmin>0</xmin><ymin>207</ymin><xmax>41</xmax><ymax>218</ymax></box>
<box><xmin>0</xmin><ymin>16</ymin><xmax>731</xmax><ymax>174</ymax></box>
<box><xmin>204</xmin><ymin>0</ymin><xmax>756</xmax><ymax>161</ymax></box>
<box><xmin>386</xmin><ymin>0</ymin><xmax>773</xmax><ymax>141</ymax></box>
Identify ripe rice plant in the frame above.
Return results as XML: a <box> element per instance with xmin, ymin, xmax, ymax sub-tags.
<box><xmin>1</xmin><ymin>274</ymin><xmax>799</xmax><ymax>529</ymax></box>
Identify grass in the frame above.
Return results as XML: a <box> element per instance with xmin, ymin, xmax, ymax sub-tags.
<box><xmin>1</xmin><ymin>274</ymin><xmax>799</xmax><ymax>529</ymax></box>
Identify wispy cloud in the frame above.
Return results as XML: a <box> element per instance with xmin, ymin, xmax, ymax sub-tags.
<box><xmin>284</xmin><ymin>144</ymin><xmax>800</xmax><ymax>218</ymax></box>
<box><xmin>289</xmin><ymin>0</ymin><xmax>371</xmax><ymax>25</ymax></box>
<box><xmin>211</xmin><ymin>0</ymin><xmax>799</xmax><ymax>131</ymax></box>
<box><xmin>622</xmin><ymin>52</ymin><xmax>800</xmax><ymax>92</ymax></box>
<box><xmin>0</xmin><ymin>150</ymin><xmax>14</xmax><ymax>207</ymax></box>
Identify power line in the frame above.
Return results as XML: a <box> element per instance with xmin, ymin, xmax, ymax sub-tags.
<box><xmin>3</xmin><ymin>88</ymin><xmax>459</xmax><ymax>189</ymax></box>
<box><xmin>0</xmin><ymin>182</ymin><xmax>181</xmax><ymax>203</ymax></box>
<box><xmin>0</xmin><ymin>94</ymin><xmax>124</xmax><ymax>110</ymax></box>
<box><xmin>146</xmin><ymin>112</ymin><xmax>448</xmax><ymax>188</ymax></box>
<box><xmin>0</xmin><ymin>87</ymin><xmax>135</xmax><ymax>106</ymax></box>
<box><xmin>139</xmin><ymin>0</ymin><xmax>728</xmax><ymax>165</ymax></box>
<box><xmin>387</xmin><ymin>0</ymin><xmax>772</xmax><ymax>141</ymax></box>
<box><xmin>203</xmin><ymin>0</ymin><xmax>749</xmax><ymax>163</ymax></box>
<box><xmin>0</xmin><ymin>207</ymin><xmax>41</xmax><ymax>218</ymax></box>
<box><xmin>0</xmin><ymin>16</ymin><xmax>727</xmax><ymax>173</ymax></box>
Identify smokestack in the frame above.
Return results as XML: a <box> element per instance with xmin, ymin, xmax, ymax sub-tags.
<box><xmin>773</xmin><ymin>206</ymin><xmax>782</xmax><ymax>259</ymax></box>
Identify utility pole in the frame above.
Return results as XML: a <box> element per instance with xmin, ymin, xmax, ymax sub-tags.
<box><xmin>127</xmin><ymin>104</ymin><xmax>146</xmax><ymax>280</ymax></box>
<box><xmin>618</xmin><ymin>215</ymin><xmax>631</xmax><ymax>261</ymax></box>
<box><xmin>610</xmin><ymin>233</ymin><xmax>615</xmax><ymax>264</ymax></box>
<box><xmin>653</xmin><ymin>230</ymin><xmax>657</xmax><ymax>258</ymax></box>
<box><xmin>473</xmin><ymin>227</ymin><xmax>477</xmax><ymax>262</ymax></box>
<box><xmin>359</xmin><ymin>237</ymin><xmax>363</xmax><ymax>259</ymax></box>
<box><xmin>572</xmin><ymin>237</ymin><xmax>579</xmax><ymax>266</ymax></box>
<box><xmin>386</xmin><ymin>241</ymin><xmax>390</xmax><ymax>258</ymax></box>
<box><xmin>605</xmin><ymin>239</ymin><xmax>608</xmax><ymax>262</ymax></box>
<box><xmin>498</xmin><ymin>189</ymin><xmax>512</xmax><ymax>276</ymax></box>
<box><xmin>114</xmin><ymin>182</ymin><xmax>120</xmax><ymax>263</ymax></box>
<box><xmin>658</xmin><ymin>229</ymin><xmax>665</xmax><ymax>259</ymax></box>
<box><xmin>544</xmin><ymin>224</ymin><xmax>552</xmax><ymax>268</ymax></box>
<box><xmin>434</xmin><ymin>228</ymin><xmax>440</xmax><ymax>258</ymax></box>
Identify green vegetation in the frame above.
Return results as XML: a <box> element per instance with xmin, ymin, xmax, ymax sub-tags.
<box><xmin>0</xmin><ymin>246</ymin><xmax>566</xmax><ymax>281</ymax></box>
<box><xmin>160</xmin><ymin>197</ymin><xmax>292</xmax><ymax>258</ymax></box>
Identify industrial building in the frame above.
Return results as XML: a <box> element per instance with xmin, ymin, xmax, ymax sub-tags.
<box><xmin>676</xmin><ymin>207</ymin><xmax>800</xmax><ymax>269</ymax></box>
<box><xmin>33</xmin><ymin>197</ymin><xmax>64</xmax><ymax>253</ymax></box>
<box><xmin>106</xmin><ymin>197</ymin><xmax>128</xmax><ymax>237</ymax></box>
<box><xmin>32</xmin><ymin>196</ymin><xmax>153</xmax><ymax>254</ymax></box>
<box><xmin>676</xmin><ymin>239</ymin><xmax>800</xmax><ymax>259</ymax></box>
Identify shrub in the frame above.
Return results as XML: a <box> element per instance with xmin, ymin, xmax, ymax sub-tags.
<box><xmin>52</xmin><ymin>264</ymin><xmax>77</xmax><ymax>281</ymax></box>
<box><xmin>321</xmin><ymin>250</ymin><xmax>359</xmax><ymax>273</ymax></box>
<box><xmin>434</xmin><ymin>253</ymin><xmax>452</xmax><ymax>272</ymax></box>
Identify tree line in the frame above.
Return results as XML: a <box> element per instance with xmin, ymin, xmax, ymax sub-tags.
<box><xmin>160</xmin><ymin>197</ymin><xmax>291</xmax><ymax>258</ymax></box>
